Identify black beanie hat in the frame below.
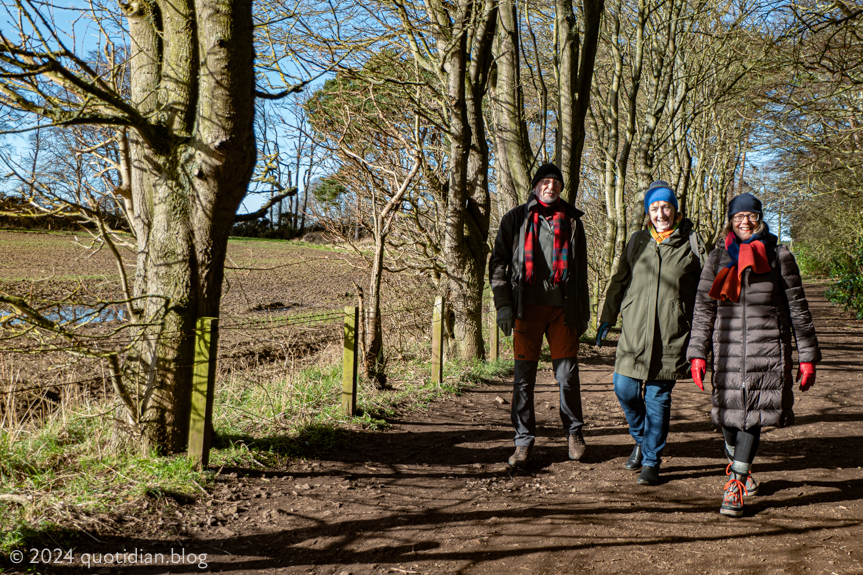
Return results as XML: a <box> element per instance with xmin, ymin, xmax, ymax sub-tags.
<box><xmin>531</xmin><ymin>163</ymin><xmax>565</xmax><ymax>190</ymax></box>
<box><xmin>728</xmin><ymin>193</ymin><xmax>762</xmax><ymax>216</ymax></box>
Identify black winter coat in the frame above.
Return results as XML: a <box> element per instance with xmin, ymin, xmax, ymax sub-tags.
<box><xmin>686</xmin><ymin>233</ymin><xmax>821</xmax><ymax>429</ymax></box>
<box><xmin>489</xmin><ymin>193</ymin><xmax>590</xmax><ymax>336</ymax></box>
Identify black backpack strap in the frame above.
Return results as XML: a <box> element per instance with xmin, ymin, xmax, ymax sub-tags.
<box><xmin>626</xmin><ymin>233</ymin><xmax>636</xmax><ymax>265</ymax></box>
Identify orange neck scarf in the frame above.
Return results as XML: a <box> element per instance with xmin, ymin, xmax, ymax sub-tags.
<box><xmin>649</xmin><ymin>214</ymin><xmax>682</xmax><ymax>244</ymax></box>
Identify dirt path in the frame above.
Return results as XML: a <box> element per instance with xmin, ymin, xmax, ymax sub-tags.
<box><xmin>34</xmin><ymin>284</ymin><xmax>863</xmax><ymax>574</ymax></box>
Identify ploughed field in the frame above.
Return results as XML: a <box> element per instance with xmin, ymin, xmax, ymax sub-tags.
<box><xmin>0</xmin><ymin>229</ymin><xmax>361</xmax><ymax>310</ymax></box>
<box><xmin>2</xmin><ymin>229</ymin><xmax>863</xmax><ymax>574</ymax></box>
<box><xmin>0</xmin><ymin>229</ymin><xmax>365</xmax><ymax>388</ymax></box>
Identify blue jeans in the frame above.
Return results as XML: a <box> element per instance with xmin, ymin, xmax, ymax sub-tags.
<box><xmin>612</xmin><ymin>372</ymin><xmax>675</xmax><ymax>467</ymax></box>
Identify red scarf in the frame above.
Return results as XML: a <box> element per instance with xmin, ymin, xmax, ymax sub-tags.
<box><xmin>524</xmin><ymin>198</ymin><xmax>570</xmax><ymax>285</ymax></box>
<box><xmin>708</xmin><ymin>232</ymin><xmax>771</xmax><ymax>302</ymax></box>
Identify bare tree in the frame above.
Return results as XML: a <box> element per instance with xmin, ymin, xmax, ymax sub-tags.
<box><xmin>759</xmin><ymin>0</ymin><xmax>863</xmax><ymax>294</ymax></box>
<box><xmin>582</xmin><ymin>0</ymin><xmax>775</xmax><ymax>319</ymax></box>
<box><xmin>306</xmin><ymin>66</ymin><xmax>423</xmax><ymax>382</ymax></box>
<box><xmin>489</xmin><ymin>0</ymin><xmax>603</xmax><ymax>213</ymax></box>
<box><xmin>0</xmin><ymin>0</ymin><xmax>328</xmax><ymax>451</ymax></box>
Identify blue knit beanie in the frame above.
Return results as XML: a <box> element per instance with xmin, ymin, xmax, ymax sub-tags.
<box><xmin>727</xmin><ymin>193</ymin><xmax>762</xmax><ymax>216</ymax></box>
<box><xmin>643</xmin><ymin>181</ymin><xmax>678</xmax><ymax>214</ymax></box>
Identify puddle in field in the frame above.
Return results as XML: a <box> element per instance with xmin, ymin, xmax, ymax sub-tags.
<box><xmin>0</xmin><ymin>305</ymin><xmax>127</xmax><ymax>325</ymax></box>
<box><xmin>250</xmin><ymin>301</ymin><xmax>303</xmax><ymax>313</ymax></box>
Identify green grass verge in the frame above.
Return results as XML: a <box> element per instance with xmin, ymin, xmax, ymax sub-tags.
<box><xmin>209</xmin><ymin>356</ymin><xmax>514</xmax><ymax>467</ymax></box>
<box><xmin>0</xmin><ymin>416</ymin><xmax>210</xmax><ymax>553</ymax></box>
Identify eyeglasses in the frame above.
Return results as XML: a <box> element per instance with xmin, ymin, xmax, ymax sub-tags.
<box><xmin>731</xmin><ymin>213</ymin><xmax>760</xmax><ymax>223</ymax></box>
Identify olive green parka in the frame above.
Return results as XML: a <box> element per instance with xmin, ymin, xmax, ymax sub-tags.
<box><xmin>599</xmin><ymin>218</ymin><xmax>705</xmax><ymax>380</ymax></box>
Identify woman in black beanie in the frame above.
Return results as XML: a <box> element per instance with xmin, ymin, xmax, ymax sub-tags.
<box><xmin>686</xmin><ymin>193</ymin><xmax>821</xmax><ymax>517</ymax></box>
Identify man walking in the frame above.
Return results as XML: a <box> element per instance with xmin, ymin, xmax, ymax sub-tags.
<box><xmin>489</xmin><ymin>163</ymin><xmax>590</xmax><ymax>467</ymax></box>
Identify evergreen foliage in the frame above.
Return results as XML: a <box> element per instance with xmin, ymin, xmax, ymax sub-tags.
<box><xmin>822</xmin><ymin>239</ymin><xmax>863</xmax><ymax>319</ymax></box>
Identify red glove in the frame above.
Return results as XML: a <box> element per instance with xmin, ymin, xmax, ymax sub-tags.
<box><xmin>691</xmin><ymin>358</ymin><xmax>706</xmax><ymax>391</ymax></box>
<box><xmin>797</xmin><ymin>362</ymin><xmax>816</xmax><ymax>392</ymax></box>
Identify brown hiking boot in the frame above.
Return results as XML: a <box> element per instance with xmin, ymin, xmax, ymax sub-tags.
<box><xmin>508</xmin><ymin>444</ymin><xmax>533</xmax><ymax>468</ymax></box>
<box><xmin>568</xmin><ymin>430</ymin><xmax>586</xmax><ymax>460</ymax></box>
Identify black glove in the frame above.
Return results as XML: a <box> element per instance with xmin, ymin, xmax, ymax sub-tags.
<box><xmin>496</xmin><ymin>306</ymin><xmax>513</xmax><ymax>337</ymax></box>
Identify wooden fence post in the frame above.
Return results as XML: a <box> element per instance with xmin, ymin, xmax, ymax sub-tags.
<box><xmin>188</xmin><ymin>317</ymin><xmax>218</xmax><ymax>470</ymax></box>
<box><xmin>342</xmin><ymin>305</ymin><xmax>359</xmax><ymax>416</ymax></box>
<box><xmin>431</xmin><ymin>296</ymin><xmax>444</xmax><ymax>386</ymax></box>
<box><xmin>489</xmin><ymin>309</ymin><xmax>499</xmax><ymax>361</ymax></box>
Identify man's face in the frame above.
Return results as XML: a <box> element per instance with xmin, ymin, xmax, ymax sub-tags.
<box><xmin>535</xmin><ymin>178</ymin><xmax>562</xmax><ymax>203</ymax></box>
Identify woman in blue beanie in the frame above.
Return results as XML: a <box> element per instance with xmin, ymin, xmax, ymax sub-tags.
<box><xmin>597</xmin><ymin>181</ymin><xmax>705</xmax><ymax>485</ymax></box>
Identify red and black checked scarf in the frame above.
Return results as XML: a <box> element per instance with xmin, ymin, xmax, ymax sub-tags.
<box><xmin>524</xmin><ymin>199</ymin><xmax>570</xmax><ymax>285</ymax></box>
<box><xmin>708</xmin><ymin>231</ymin><xmax>770</xmax><ymax>302</ymax></box>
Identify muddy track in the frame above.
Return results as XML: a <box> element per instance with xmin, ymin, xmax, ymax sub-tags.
<box><xmin>13</xmin><ymin>283</ymin><xmax>863</xmax><ymax>575</ymax></box>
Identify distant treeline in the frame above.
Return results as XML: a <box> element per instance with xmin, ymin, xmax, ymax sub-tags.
<box><xmin>230</xmin><ymin>217</ymin><xmax>324</xmax><ymax>240</ymax></box>
<box><xmin>0</xmin><ymin>194</ymin><xmax>127</xmax><ymax>232</ymax></box>
<box><xmin>0</xmin><ymin>194</ymin><xmax>325</xmax><ymax>240</ymax></box>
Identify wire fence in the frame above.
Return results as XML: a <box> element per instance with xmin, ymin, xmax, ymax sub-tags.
<box><xmin>0</xmin><ymin>284</ymin><xmax>507</xmax><ymax>463</ymax></box>
<box><xmin>0</xmin><ymin>235</ymin><xmax>512</xmax><ymax>429</ymax></box>
<box><xmin>0</xmin><ymin>280</ymin><xmax>499</xmax><ymax>399</ymax></box>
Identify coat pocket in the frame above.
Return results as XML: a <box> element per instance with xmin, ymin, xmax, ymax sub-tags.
<box><xmin>662</xmin><ymin>299</ymin><xmax>691</xmax><ymax>353</ymax></box>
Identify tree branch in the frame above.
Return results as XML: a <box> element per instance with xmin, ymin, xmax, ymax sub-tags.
<box><xmin>234</xmin><ymin>187</ymin><xmax>297</xmax><ymax>222</ymax></box>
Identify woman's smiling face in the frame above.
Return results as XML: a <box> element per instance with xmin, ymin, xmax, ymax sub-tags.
<box><xmin>648</xmin><ymin>201</ymin><xmax>676</xmax><ymax>233</ymax></box>
<box><xmin>731</xmin><ymin>212</ymin><xmax>760</xmax><ymax>241</ymax></box>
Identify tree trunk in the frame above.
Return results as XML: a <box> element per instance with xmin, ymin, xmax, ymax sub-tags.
<box><xmin>361</xmin><ymin>160</ymin><xmax>421</xmax><ymax>385</ymax></box>
<box><xmin>442</xmin><ymin>1</ymin><xmax>479</xmax><ymax>361</ymax></box>
<box><xmin>556</xmin><ymin>0</ymin><xmax>604</xmax><ymax>204</ymax></box>
<box><xmin>436</xmin><ymin>0</ymin><xmax>497</xmax><ymax>362</ymax></box>
<box><xmin>364</xmin><ymin>234</ymin><xmax>386</xmax><ymax>384</ymax></box>
<box><xmin>592</xmin><ymin>0</ymin><xmax>639</xmax><ymax>303</ymax></box>
<box><xmin>126</xmin><ymin>0</ymin><xmax>256</xmax><ymax>453</ymax></box>
<box><xmin>489</xmin><ymin>0</ymin><xmax>533</xmax><ymax>213</ymax></box>
<box><xmin>300</xmin><ymin>186</ymin><xmax>309</xmax><ymax>232</ymax></box>
<box><xmin>631</xmin><ymin>0</ymin><xmax>680</xmax><ymax>237</ymax></box>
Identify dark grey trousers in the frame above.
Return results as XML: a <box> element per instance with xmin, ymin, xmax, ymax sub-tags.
<box><xmin>511</xmin><ymin>357</ymin><xmax>584</xmax><ymax>446</ymax></box>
